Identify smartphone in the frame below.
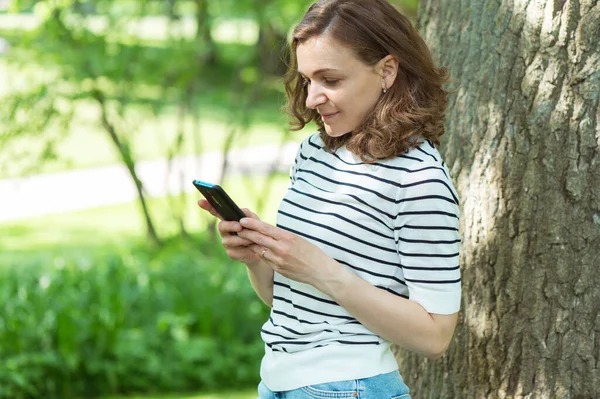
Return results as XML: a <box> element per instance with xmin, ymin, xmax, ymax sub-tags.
<box><xmin>193</xmin><ymin>180</ymin><xmax>246</xmax><ymax>222</ymax></box>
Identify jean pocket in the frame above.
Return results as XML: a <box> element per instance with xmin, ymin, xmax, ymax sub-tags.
<box><xmin>301</xmin><ymin>381</ymin><xmax>359</xmax><ymax>398</ymax></box>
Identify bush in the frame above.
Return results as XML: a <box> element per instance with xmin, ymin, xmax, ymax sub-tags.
<box><xmin>0</xmin><ymin>241</ymin><xmax>268</xmax><ymax>398</ymax></box>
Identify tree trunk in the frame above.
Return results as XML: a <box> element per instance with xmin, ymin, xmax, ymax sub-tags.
<box><xmin>394</xmin><ymin>1</ymin><xmax>600</xmax><ymax>398</ymax></box>
<box><xmin>257</xmin><ymin>22</ymin><xmax>288</xmax><ymax>76</ymax></box>
<box><xmin>195</xmin><ymin>0</ymin><xmax>216</xmax><ymax>65</ymax></box>
<box><xmin>255</xmin><ymin>0</ymin><xmax>288</xmax><ymax>76</ymax></box>
<box><xmin>92</xmin><ymin>89</ymin><xmax>163</xmax><ymax>248</ymax></box>
<box><xmin>50</xmin><ymin>8</ymin><xmax>163</xmax><ymax>247</ymax></box>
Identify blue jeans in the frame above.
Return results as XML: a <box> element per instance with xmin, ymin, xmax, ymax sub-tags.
<box><xmin>257</xmin><ymin>371</ymin><xmax>411</xmax><ymax>399</ymax></box>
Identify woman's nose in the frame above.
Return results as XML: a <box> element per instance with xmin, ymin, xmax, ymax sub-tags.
<box><xmin>305</xmin><ymin>83</ymin><xmax>327</xmax><ymax>109</ymax></box>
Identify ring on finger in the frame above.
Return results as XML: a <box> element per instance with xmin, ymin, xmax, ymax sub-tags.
<box><xmin>261</xmin><ymin>247</ymin><xmax>268</xmax><ymax>258</ymax></box>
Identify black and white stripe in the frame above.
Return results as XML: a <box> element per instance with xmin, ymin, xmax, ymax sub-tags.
<box><xmin>261</xmin><ymin>133</ymin><xmax>461</xmax><ymax>354</ymax></box>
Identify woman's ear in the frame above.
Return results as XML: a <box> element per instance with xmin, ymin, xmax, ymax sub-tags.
<box><xmin>378</xmin><ymin>55</ymin><xmax>399</xmax><ymax>90</ymax></box>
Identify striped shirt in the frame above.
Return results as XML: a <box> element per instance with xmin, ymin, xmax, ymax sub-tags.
<box><xmin>260</xmin><ymin>133</ymin><xmax>461</xmax><ymax>390</ymax></box>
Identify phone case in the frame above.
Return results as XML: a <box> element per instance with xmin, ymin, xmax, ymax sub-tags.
<box><xmin>193</xmin><ymin>180</ymin><xmax>246</xmax><ymax>221</ymax></box>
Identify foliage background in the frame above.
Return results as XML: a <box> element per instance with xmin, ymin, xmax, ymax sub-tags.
<box><xmin>0</xmin><ymin>0</ymin><xmax>418</xmax><ymax>398</ymax></box>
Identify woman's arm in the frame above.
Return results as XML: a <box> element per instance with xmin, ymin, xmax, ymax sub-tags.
<box><xmin>245</xmin><ymin>258</ymin><xmax>275</xmax><ymax>308</ymax></box>
<box><xmin>237</xmin><ymin>218</ymin><xmax>459</xmax><ymax>358</ymax></box>
<box><xmin>312</xmin><ymin>259</ymin><xmax>458</xmax><ymax>359</ymax></box>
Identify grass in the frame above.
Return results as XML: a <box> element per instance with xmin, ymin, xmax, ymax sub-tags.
<box><xmin>0</xmin><ymin>173</ymin><xmax>291</xmax><ymax>263</ymax></box>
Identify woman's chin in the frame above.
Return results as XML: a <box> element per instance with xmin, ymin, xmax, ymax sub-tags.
<box><xmin>323</xmin><ymin>126</ymin><xmax>351</xmax><ymax>138</ymax></box>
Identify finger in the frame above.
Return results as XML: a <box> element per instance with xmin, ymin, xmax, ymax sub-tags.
<box><xmin>218</xmin><ymin>220</ymin><xmax>243</xmax><ymax>236</ymax></box>
<box><xmin>226</xmin><ymin>248</ymin><xmax>259</xmax><ymax>263</ymax></box>
<box><xmin>248</xmin><ymin>244</ymin><xmax>269</xmax><ymax>259</ymax></box>
<box><xmin>223</xmin><ymin>234</ymin><xmax>255</xmax><ymax>247</ymax></box>
<box><xmin>242</xmin><ymin>208</ymin><xmax>260</xmax><ymax>220</ymax></box>
<box><xmin>239</xmin><ymin>218</ymin><xmax>285</xmax><ymax>240</ymax></box>
<box><xmin>198</xmin><ymin>199</ymin><xmax>223</xmax><ymax>220</ymax></box>
<box><xmin>238</xmin><ymin>227</ymin><xmax>279</xmax><ymax>250</ymax></box>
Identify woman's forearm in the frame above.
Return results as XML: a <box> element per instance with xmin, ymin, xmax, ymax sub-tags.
<box><xmin>312</xmin><ymin>259</ymin><xmax>454</xmax><ymax>358</ymax></box>
<box><xmin>246</xmin><ymin>259</ymin><xmax>274</xmax><ymax>307</ymax></box>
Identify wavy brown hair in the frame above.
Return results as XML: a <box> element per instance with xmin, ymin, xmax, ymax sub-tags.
<box><xmin>284</xmin><ymin>0</ymin><xmax>449</xmax><ymax>161</ymax></box>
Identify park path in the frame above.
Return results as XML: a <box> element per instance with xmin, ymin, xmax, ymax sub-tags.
<box><xmin>0</xmin><ymin>142</ymin><xmax>298</xmax><ymax>223</ymax></box>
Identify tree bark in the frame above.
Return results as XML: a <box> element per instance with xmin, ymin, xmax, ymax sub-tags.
<box><xmin>394</xmin><ymin>1</ymin><xmax>600</xmax><ymax>398</ymax></box>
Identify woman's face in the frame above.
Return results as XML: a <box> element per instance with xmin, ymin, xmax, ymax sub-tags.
<box><xmin>296</xmin><ymin>34</ymin><xmax>384</xmax><ymax>137</ymax></box>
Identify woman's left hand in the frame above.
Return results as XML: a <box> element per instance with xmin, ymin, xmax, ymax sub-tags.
<box><xmin>237</xmin><ymin>217</ymin><xmax>343</xmax><ymax>287</ymax></box>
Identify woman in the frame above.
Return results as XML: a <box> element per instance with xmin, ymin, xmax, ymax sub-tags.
<box><xmin>198</xmin><ymin>0</ymin><xmax>461</xmax><ymax>397</ymax></box>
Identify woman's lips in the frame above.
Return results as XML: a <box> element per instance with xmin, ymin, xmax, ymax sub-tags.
<box><xmin>320</xmin><ymin>112</ymin><xmax>339</xmax><ymax>121</ymax></box>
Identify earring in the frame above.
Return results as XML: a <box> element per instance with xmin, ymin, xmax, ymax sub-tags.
<box><xmin>382</xmin><ymin>87</ymin><xmax>388</xmax><ymax>94</ymax></box>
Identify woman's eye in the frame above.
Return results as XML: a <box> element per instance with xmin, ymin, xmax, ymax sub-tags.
<box><xmin>300</xmin><ymin>76</ymin><xmax>338</xmax><ymax>87</ymax></box>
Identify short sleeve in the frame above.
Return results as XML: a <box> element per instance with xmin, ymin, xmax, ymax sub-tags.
<box><xmin>394</xmin><ymin>164</ymin><xmax>461</xmax><ymax>314</ymax></box>
<box><xmin>289</xmin><ymin>144</ymin><xmax>301</xmax><ymax>186</ymax></box>
<box><xmin>289</xmin><ymin>135</ymin><xmax>313</xmax><ymax>187</ymax></box>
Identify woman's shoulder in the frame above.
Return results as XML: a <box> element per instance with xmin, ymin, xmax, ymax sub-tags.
<box><xmin>377</xmin><ymin>140</ymin><xmax>455</xmax><ymax>186</ymax></box>
<box><xmin>392</xmin><ymin>141</ymin><xmax>459</xmax><ymax>203</ymax></box>
<box><xmin>303</xmin><ymin>132</ymin><xmax>324</xmax><ymax>147</ymax></box>
<box><xmin>296</xmin><ymin>132</ymin><xmax>324</xmax><ymax>156</ymax></box>
<box><xmin>379</xmin><ymin>140</ymin><xmax>442</xmax><ymax>168</ymax></box>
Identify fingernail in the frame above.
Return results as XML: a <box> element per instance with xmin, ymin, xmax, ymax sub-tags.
<box><xmin>240</xmin><ymin>218</ymin><xmax>248</xmax><ymax>226</ymax></box>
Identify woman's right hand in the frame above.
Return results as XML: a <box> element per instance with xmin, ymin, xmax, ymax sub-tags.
<box><xmin>197</xmin><ymin>199</ymin><xmax>264</xmax><ymax>266</ymax></box>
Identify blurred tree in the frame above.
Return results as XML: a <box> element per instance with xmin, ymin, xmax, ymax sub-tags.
<box><xmin>0</xmin><ymin>0</ymin><xmax>317</xmax><ymax>245</ymax></box>
<box><xmin>46</xmin><ymin>3</ymin><xmax>164</xmax><ymax>246</ymax></box>
<box><xmin>194</xmin><ymin>0</ymin><xmax>217</xmax><ymax>65</ymax></box>
<box><xmin>393</xmin><ymin>1</ymin><xmax>600</xmax><ymax>398</ymax></box>
<box><xmin>257</xmin><ymin>15</ymin><xmax>288</xmax><ymax>76</ymax></box>
<box><xmin>1</xmin><ymin>0</ymin><xmax>211</xmax><ymax>245</ymax></box>
<box><xmin>1</xmin><ymin>0</ymin><xmax>421</xmax><ymax>244</ymax></box>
